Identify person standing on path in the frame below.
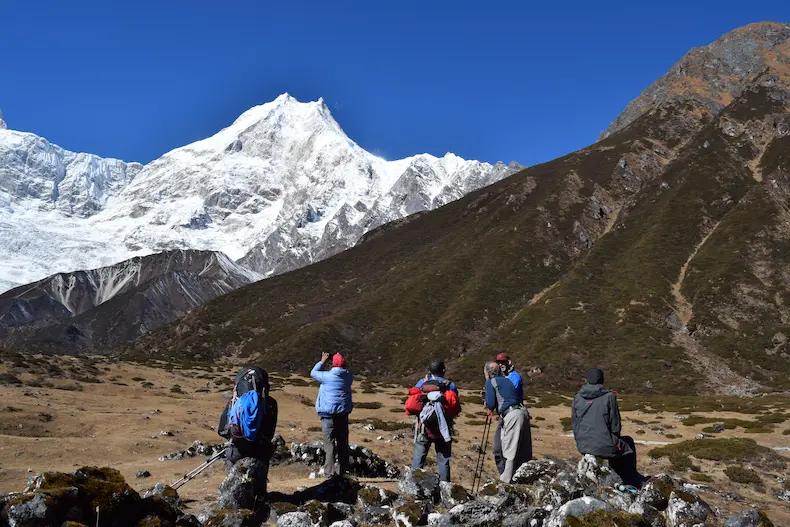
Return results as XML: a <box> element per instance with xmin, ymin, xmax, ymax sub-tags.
<box><xmin>310</xmin><ymin>352</ymin><xmax>353</xmax><ymax>478</ymax></box>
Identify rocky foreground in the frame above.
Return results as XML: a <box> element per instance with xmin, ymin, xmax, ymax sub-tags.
<box><xmin>0</xmin><ymin>441</ymin><xmax>778</xmax><ymax>527</ymax></box>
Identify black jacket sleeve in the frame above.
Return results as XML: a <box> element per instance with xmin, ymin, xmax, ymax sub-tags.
<box><xmin>608</xmin><ymin>393</ymin><xmax>622</xmax><ymax>436</ymax></box>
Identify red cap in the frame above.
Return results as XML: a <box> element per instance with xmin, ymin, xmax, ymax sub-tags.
<box><xmin>332</xmin><ymin>353</ymin><xmax>347</xmax><ymax>368</ymax></box>
<box><xmin>495</xmin><ymin>352</ymin><xmax>509</xmax><ymax>362</ymax></box>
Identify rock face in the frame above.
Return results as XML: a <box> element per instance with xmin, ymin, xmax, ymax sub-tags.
<box><xmin>602</xmin><ymin>22</ymin><xmax>790</xmax><ymax>138</ymax></box>
<box><xmin>217</xmin><ymin>458</ymin><xmax>268</xmax><ymax>510</ymax></box>
<box><xmin>0</xmin><ymin>94</ymin><xmax>516</xmax><ymax>297</ymax></box>
<box><xmin>0</xmin><ymin>249</ymin><xmax>260</xmax><ymax>352</ymax></box>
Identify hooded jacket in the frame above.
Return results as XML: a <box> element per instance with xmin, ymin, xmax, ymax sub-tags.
<box><xmin>571</xmin><ymin>383</ymin><xmax>632</xmax><ymax>458</ymax></box>
<box><xmin>311</xmin><ymin>362</ymin><xmax>354</xmax><ymax>417</ymax></box>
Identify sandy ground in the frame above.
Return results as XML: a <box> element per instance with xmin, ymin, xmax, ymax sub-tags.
<box><xmin>0</xmin><ymin>357</ymin><xmax>787</xmax><ymax>523</ymax></box>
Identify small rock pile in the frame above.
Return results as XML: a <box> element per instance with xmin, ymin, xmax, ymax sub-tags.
<box><xmin>159</xmin><ymin>441</ymin><xmax>225</xmax><ymax>461</ymax></box>
<box><xmin>289</xmin><ymin>441</ymin><xmax>400</xmax><ymax>479</ymax></box>
<box><xmin>158</xmin><ymin>437</ymin><xmax>398</xmax><ymax>479</ymax></box>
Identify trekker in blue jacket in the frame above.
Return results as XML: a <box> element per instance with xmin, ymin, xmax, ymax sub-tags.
<box><xmin>311</xmin><ymin>352</ymin><xmax>354</xmax><ymax>477</ymax></box>
<box><xmin>492</xmin><ymin>352</ymin><xmax>525</xmax><ymax>475</ymax></box>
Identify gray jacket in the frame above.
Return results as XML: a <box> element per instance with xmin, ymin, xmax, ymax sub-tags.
<box><xmin>571</xmin><ymin>384</ymin><xmax>632</xmax><ymax>458</ymax></box>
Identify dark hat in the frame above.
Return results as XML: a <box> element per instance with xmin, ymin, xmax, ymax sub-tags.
<box><xmin>428</xmin><ymin>359</ymin><xmax>446</xmax><ymax>376</ymax></box>
<box><xmin>585</xmin><ymin>368</ymin><xmax>604</xmax><ymax>385</ymax></box>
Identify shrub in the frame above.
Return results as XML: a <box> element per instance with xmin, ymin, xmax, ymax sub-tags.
<box><xmin>724</xmin><ymin>466</ymin><xmax>761</xmax><ymax>484</ymax></box>
<box><xmin>355</xmin><ymin>402</ymin><xmax>383</xmax><ymax>410</ymax></box>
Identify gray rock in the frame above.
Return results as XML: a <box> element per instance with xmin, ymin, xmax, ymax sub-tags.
<box><xmin>512</xmin><ymin>458</ymin><xmax>561</xmax><ymax>485</ymax></box>
<box><xmin>277</xmin><ymin>511</ymin><xmax>314</xmax><ymax>527</ymax></box>
<box><xmin>142</xmin><ymin>481</ymin><xmax>182</xmax><ymax>510</ymax></box>
<box><xmin>577</xmin><ymin>454</ymin><xmax>621</xmax><ymax>486</ymax></box>
<box><xmin>439</xmin><ymin>481</ymin><xmax>472</xmax><ymax>509</ymax></box>
<box><xmin>355</xmin><ymin>505</ymin><xmax>392</xmax><ymax>525</ymax></box>
<box><xmin>724</xmin><ymin>508</ymin><xmax>774</xmax><ymax>527</ymax></box>
<box><xmin>629</xmin><ymin>501</ymin><xmax>666</xmax><ymax>527</ymax></box>
<box><xmin>300</xmin><ymin>499</ymin><xmax>330</xmax><ymax>526</ymax></box>
<box><xmin>202</xmin><ymin>507</ymin><xmax>256</xmax><ymax>527</ymax></box>
<box><xmin>3</xmin><ymin>493</ymin><xmax>58</xmax><ymax>527</ymax></box>
<box><xmin>448</xmin><ymin>500</ymin><xmax>502</xmax><ymax>526</ymax></box>
<box><xmin>634</xmin><ymin>474</ymin><xmax>674</xmax><ymax>511</ymax></box>
<box><xmin>545</xmin><ymin>496</ymin><xmax>612</xmax><ymax>527</ymax></box>
<box><xmin>398</xmin><ymin>467</ymin><xmax>439</xmax><ymax>501</ymax></box>
<box><xmin>218</xmin><ymin>457</ymin><xmax>268</xmax><ymax>510</ymax></box>
<box><xmin>427</xmin><ymin>511</ymin><xmax>452</xmax><ymax>527</ymax></box>
<box><xmin>328</xmin><ymin>521</ymin><xmax>355</xmax><ymax>527</ymax></box>
<box><xmin>136</xmin><ymin>470</ymin><xmax>152</xmax><ymax>478</ymax></box>
<box><xmin>391</xmin><ymin>498</ymin><xmax>431</xmax><ymax>527</ymax></box>
<box><xmin>477</xmin><ymin>481</ymin><xmax>531</xmax><ymax>510</ymax></box>
<box><xmin>357</xmin><ymin>484</ymin><xmax>398</xmax><ymax>508</ymax></box>
<box><xmin>537</xmin><ymin>470</ymin><xmax>588</xmax><ymax>509</ymax></box>
<box><xmin>665</xmin><ymin>490</ymin><xmax>712</xmax><ymax>527</ymax></box>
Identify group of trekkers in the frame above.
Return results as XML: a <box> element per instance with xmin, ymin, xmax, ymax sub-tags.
<box><xmin>217</xmin><ymin>351</ymin><xmax>646</xmax><ymax>505</ymax></box>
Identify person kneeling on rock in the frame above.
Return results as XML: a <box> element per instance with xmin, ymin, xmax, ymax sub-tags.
<box><xmin>218</xmin><ymin>367</ymin><xmax>278</xmax><ymax>496</ymax></box>
<box><xmin>484</xmin><ymin>361</ymin><xmax>532</xmax><ymax>483</ymax></box>
<box><xmin>311</xmin><ymin>352</ymin><xmax>354</xmax><ymax>478</ymax></box>
<box><xmin>571</xmin><ymin>367</ymin><xmax>646</xmax><ymax>489</ymax></box>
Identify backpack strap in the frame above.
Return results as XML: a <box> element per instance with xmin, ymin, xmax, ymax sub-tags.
<box><xmin>490</xmin><ymin>377</ymin><xmax>505</xmax><ymax>415</ymax></box>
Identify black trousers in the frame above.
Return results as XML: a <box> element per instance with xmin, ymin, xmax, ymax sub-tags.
<box><xmin>607</xmin><ymin>436</ymin><xmax>644</xmax><ymax>487</ymax></box>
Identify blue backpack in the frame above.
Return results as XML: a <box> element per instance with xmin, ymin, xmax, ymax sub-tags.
<box><xmin>224</xmin><ymin>367</ymin><xmax>268</xmax><ymax>443</ymax></box>
<box><xmin>228</xmin><ymin>390</ymin><xmax>263</xmax><ymax>442</ymax></box>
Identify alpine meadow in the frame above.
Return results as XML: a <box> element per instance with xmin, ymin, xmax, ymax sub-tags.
<box><xmin>0</xmin><ymin>8</ymin><xmax>789</xmax><ymax>527</ymax></box>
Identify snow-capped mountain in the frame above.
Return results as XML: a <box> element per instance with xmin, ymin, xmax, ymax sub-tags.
<box><xmin>0</xmin><ymin>94</ymin><xmax>518</xmax><ymax>293</ymax></box>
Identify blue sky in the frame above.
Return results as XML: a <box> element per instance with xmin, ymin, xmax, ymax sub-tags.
<box><xmin>1</xmin><ymin>1</ymin><xmax>788</xmax><ymax>166</ymax></box>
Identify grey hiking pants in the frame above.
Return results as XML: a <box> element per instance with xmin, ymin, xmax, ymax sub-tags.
<box><xmin>321</xmin><ymin>413</ymin><xmax>350</xmax><ymax>477</ymax></box>
<box><xmin>499</xmin><ymin>407</ymin><xmax>532</xmax><ymax>483</ymax></box>
<box><xmin>411</xmin><ymin>433</ymin><xmax>452</xmax><ymax>482</ymax></box>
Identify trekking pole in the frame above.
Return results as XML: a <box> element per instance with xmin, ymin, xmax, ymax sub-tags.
<box><xmin>171</xmin><ymin>447</ymin><xmax>227</xmax><ymax>490</ymax></box>
<box><xmin>471</xmin><ymin>414</ymin><xmax>492</xmax><ymax>494</ymax></box>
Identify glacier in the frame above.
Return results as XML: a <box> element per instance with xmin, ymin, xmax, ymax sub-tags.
<box><xmin>0</xmin><ymin>93</ymin><xmax>519</xmax><ymax>293</ymax></box>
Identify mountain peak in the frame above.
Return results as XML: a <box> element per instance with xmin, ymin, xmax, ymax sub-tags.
<box><xmin>0</xmin><ymin>109</ymin><xmax>6</xmax><ymax>130</ymax></box>
<box><xmin>602</xmin><ymin>21</ymin><xmax>790</xmax><ymax>138</ymax></box>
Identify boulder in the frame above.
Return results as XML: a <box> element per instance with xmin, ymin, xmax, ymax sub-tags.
<box><xmin>665</xmin><ymin>490</ymin><xmax>712</xmax><ymax>527</ymax></box>
<box><xmin>724</xmin><ymin>509</ymin><xmax>774</xmax><ymax>527</ymax></box>
<box><xmin>217</xmin><ymin>458</ymin><xmax>268</xmax><ymax>509</ymax></box>
<box><xmin>277</xmin><ymin>511</ymin><xmax>313</xmax><ymax>527</ymax></box>
<box><xmin>398</xmin><ymin>467</ymin><xmax>439</xmax><ymax>502</ymax></box>
<box><xmin>634</xmin><ymin>474</ymin><xmax>674</xmax><ymax>511</ymax></box>
<box><xmin>511</xmin><ymin>458</ymin><xmax>561</xmax><ymax>485</ymax></box>
<box><xmin>289</xmin><ymin>442</ymin><xmax>399</xmax><ymax>478</ymax></box>
<box><xmin>357</xmin><ymin>485</ymin><xmax>398</xmax><ymax>508</ymax></box>
<box><xmin>201</xmin><ymin>507</ymin><xmax>256</xmax><ymax>527</ymax></box>
<box><xmin>477</xmin><ymin>481</ymin><xmax>531</xmax><ymax>510</ymax></box>
<box><xmin>447</xmin><ymin>500</ymin><xmax>502</xmax><ymax>526</ymax></box>
<box><xmin>577</xmin><ymin>454</ymin><xmax>621</xmax><ymax>486</ymax></box>
<box><xmin>354</xmin><ymin>505</ymin><xmax>392</xmax><ymax>525</ymax></box>
<box><xmin>3</xmin><ymin>492</ymin><xmax>63</xmax><ymax>527</ymax></box>
<box><xmin>545</xmin><ymin>496</ymin><xmax>612</xmax><ymax>527</ymax></box>
<box><xmin>301</xmin><ymin>500</ymin><xmax>331</xmax><ymax>526</ymax></box>
<box><xmin>438</xmin><ymin>481</ymin><xmax>472</xmax><ymax>509</ymax></box>
<box><xmin>536</xmin><ymin>470</ymin><xmax>587</xmax><ymax>509</ymax></box>
<box><xmin>391</xmin><ymin>498</ymin><xmax>431</xmax><ymax>527</ymax></box>
<box><xmin>427</xmin><ymin>512</ymin><xmax>452</xmax><ymax>527</ymax></box>
<box><xmin>628</xmin><ymin>501</ymin><xmax>666</xmax><ymax>527</ymax></box>
<box><xmin>328</xmin><ymin>521</ymin><xmax>355</xmax><ymax>527</ymax></box>
<box><xmin>142</xmin><ymin>482</ymin><xmax>182</xmax><ymax>510</ymax></box>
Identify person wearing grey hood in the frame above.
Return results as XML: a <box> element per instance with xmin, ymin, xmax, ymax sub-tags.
<box><xmin>571</xmin><ymin>368</ymin><xmax>646</xmax><ymax>488</ymax></box>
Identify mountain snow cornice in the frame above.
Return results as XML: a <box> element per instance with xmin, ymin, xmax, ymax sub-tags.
<box><xmin>0</xmin><ymin>93</ymin><xmax>519</xmax><ymax>292</ymax></box>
